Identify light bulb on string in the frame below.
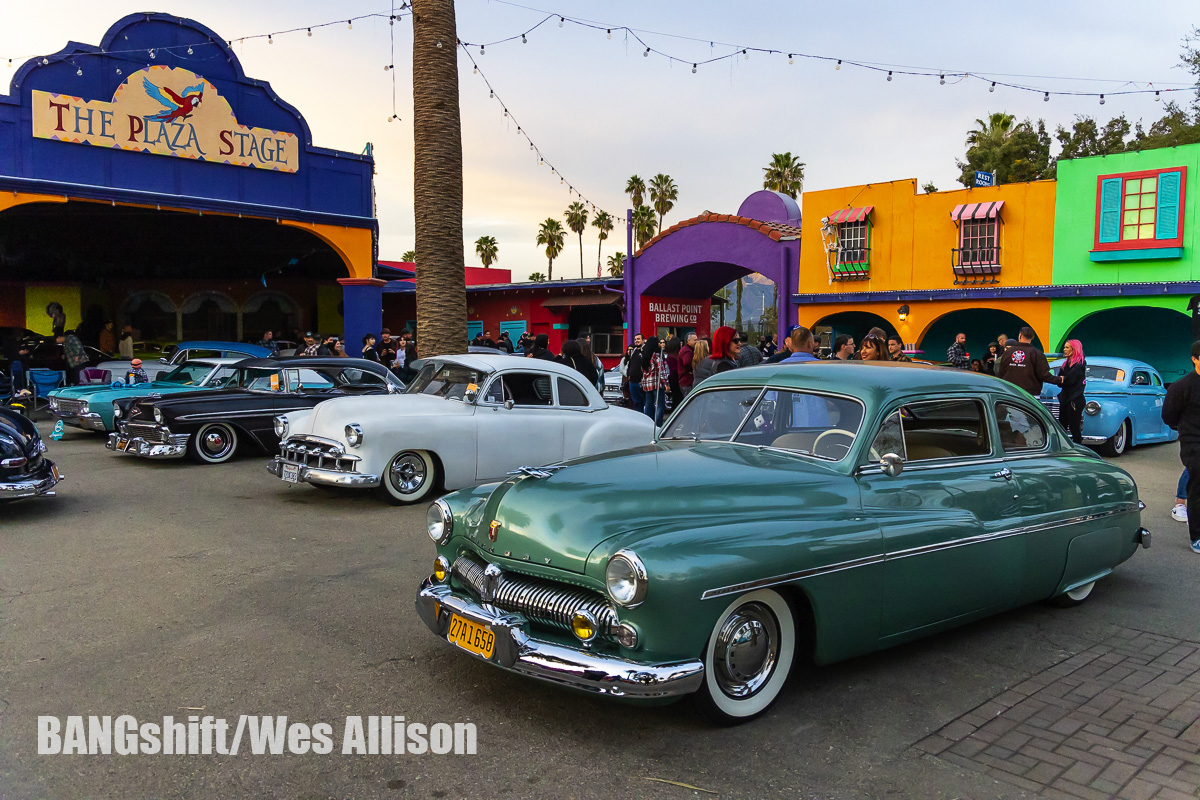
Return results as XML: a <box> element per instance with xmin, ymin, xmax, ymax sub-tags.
<box><xmin>480</xmin><ymin>45</ymin><xmax>485</xmax><ymax>55</ymax></box>
<box><xmin>347</xmin><ymin>20</ymin><xmax>352</xmax><ymax>29</ymax></box>
<box><xmin>788</xmin><ymin>54</ymin><xmax>794</xmax><ymax>64</ymax></box>
<box><xmin>939</xmin><ymin>73</ymin><xmax>945</xmax><ymax>85</ymax></box>
<box><xmin>643</xmin><ymin>47</ymin><xmax>649</xmax><ymax>58</ymax></box>
<box><xmin>1155</xmin><ymin>91</ymin><xmax>1161</xmax><ymax>101</ymax></box>
<box><xmin>742</xmin><ymin>49</ymin><xmax>748</xmax><ymax>60</ymax></box>
<box><xmin>268</xmin><ymin>35</ymin><xmax>273</xmax><ymax>45</ymax></box>
<box><xmin>1043</xmin><ymin>92</ymin><xmax>1049</xmax><ymax>102</ymax></box>
<box><xmin>989</xmin><ymin>82</ymin><xmax>995</xmax><ymax>92</ymax></box>
<box><xmin>473</xmin><ymin>66</ymin><xmax>477</xmax><ymax>73</ymax></box>
<box><xmin>886</xmin><ymin>71</ymin><xmax>892</xmax><ymax>81</ymax></box>
<box><xmin>521</xmin><ymin>34</ymin><xmax>526</xmax><ymax>44</ymax></box>
<box><xmin>187</xmin><ymin>46</ymin><xmax>193</xmax><ymax>55</ymax></box>
<box><xmin>149</xmin><ymin>49</ymin><xmax>155</xmax><ymax>59</ymax></box>
<box><xmin>307</xmin><ymin>28</ymin><xmax>312</xmax><ymax>36</ymax></box>
<box><xmin>489</xmin><ymin>89</ymin><xmax>493</xmax><ymax>98</ymax></box>
<box><xmin>606</xmin><ymin>29</ymin><xmax>611</xmax><ymax>39</ymax></box>
<box><xmin>384</xmin><ymin>64</ymin><xmax>392</xmax><ymax>71</ymax></box>
<box><xmin>691</xmin><ymin>63</ymin><xmax>697</xmax><ymax>74</ymax></box>
<box><xmin>558</xmin><ymin>16</ymin><xmax>564</xmax><ymax>27</ymax></box>
<box><xmin>1099</xmin><ymin>94</ymin><xmax>1105</xmax><ymax>104</ymax></box>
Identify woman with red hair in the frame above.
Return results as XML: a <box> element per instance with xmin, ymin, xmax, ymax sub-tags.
<box><xmin>1057</xmin><ymin>339</ymin><xmax>1087</xmax><ymax>444</ymax></box>
<box><xmin>693</xmin><ymin>326</ymin><xmax>742</xmax><ymax>386</ymax></box>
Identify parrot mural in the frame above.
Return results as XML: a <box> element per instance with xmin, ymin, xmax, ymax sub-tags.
<box><xmin>141</xmin><ymin>77</ymin><xmax>205</xmax><ymax>123</ymax></box>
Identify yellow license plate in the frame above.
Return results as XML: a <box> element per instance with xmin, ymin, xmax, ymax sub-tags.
<box><xmin>117</xmin><ymin>439</ymin><xmax>128</xmax><ymax>451</ymax></box>
<box><xmin>447</xmin><ymin>613</ymin><xmax>495</xmax><ymax>659</ymax></box>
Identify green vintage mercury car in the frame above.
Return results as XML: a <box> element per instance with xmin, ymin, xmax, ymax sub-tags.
<box><xmin>415</xmin><ymin>362</ymin><xmax>1149</xmax><ymax>722</ymax></box>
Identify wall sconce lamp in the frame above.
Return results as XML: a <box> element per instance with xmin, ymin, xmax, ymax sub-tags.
<box><xmin>897</xmin><ymin>304</ymin><xmax>909</xmax><ymax>321</ymax></box>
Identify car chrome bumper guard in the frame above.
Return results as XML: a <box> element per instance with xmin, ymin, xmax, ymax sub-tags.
<box><xmin>54</xmin><ymin>411</ymin><xmax>107</xmax><ymax>431</ymax></box>
<box><xmin>266</xmin><ymin>457</ymin><xmax>380</xmax><ymax>488</ymax></box>
<box><xmin>106</xmin><ymin>431</ymin><xmax>188</xmax><ymax>458</ymax></box>
<box><xmin>0</xmin><ymin>467</ymin><xmax>62</xmax><ymax>499</ymax></box>
<box><xmin>415</xmin><ymin>578</ymin><xmax>705</xmax><ymax>699</ymax></box>
<box><xmin>1080</xmin><ymin>435</ymin><xmax>1108</xmax><ymax>444</ymax></box>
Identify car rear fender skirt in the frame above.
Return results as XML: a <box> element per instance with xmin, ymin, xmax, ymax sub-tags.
<box><xmin>1059</xmin><ymin>569</ymin><xmax>1111</xmax><ymax>598</ymax></box>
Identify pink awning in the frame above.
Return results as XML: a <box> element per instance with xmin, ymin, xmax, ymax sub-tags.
<box><xmin>827</xmin><ymin>206</ymin><xmax>873</xmax><ymax>224</ymax></box>
<box><xmin>950</xmin><ymin>200</ymin><xmax>1005</xmax><ymax>221</ymax></box>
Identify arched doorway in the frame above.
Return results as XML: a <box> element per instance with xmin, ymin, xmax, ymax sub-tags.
<box><xmin>181</xmin><ymin>291</ymin><xmax>238</xmax><ymax>341</ymax></box>
<box><xmin>1061</xmin><ymin>306</ymin><xmax>1192</xmax><ymax>381</ymax></box>
<box><xmin>242</xmin><ymin>291</ymin><xmax>300</xmax><ymax>343</ymax></box>
<box><xmin>813</xmin><ymin>311</ymin><xmax>897</xmax><ymax>353</ymax></box>
<box><xmin>921</xmin><ymin>308</ymin><xmax>1041</xmax><ymax>361</ymax></box>
<box><xmin>121</xmin><ymin>291</ymin><xmax>177</xmax><ymax>342</ymax></box>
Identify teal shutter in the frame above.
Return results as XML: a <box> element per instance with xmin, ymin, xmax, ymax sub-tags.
<box><xmin>1098</xmin><ymin>178</ymin><xmax>1122</xmax><ymax>243</ymax></box>
<box><xmin>1156</xmin><ymin>171</ymin><xmax>1182</xmax><ymax>240</ymax></box>
<box><xmin>467</xmin><ymin>320</ymin><xmax>483</xmax><ymax>340</ymax></box>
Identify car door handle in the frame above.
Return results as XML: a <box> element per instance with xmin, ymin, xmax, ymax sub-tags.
<box><xmin>993</xmin><ymin>467</ymin><xmax>1013</xmax><ymax>481</ymax></box>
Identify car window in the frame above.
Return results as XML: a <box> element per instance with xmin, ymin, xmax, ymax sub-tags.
<box><xmin>1085</xmin><ymin>365</ymin><xmax>1123</xmax><ymax>382</ymax></box>
<box><xmin>995</xmin><ymin>403</ymin><xmax>1047</xmax><ymax>452</ymax></box>
<box><xmin>160</xmin><ymin>364</ymin><xmax>213</xmax><ymax>385</ymax></box>
<box><xmin>1152</xmin><ymin>372</ymin><xmax>1163</xmax><ymax>387</ymax></box>
<box><xmin>898</xmin><ymin>398</ymin><xmax>990</xmax><ymax>461</ymax></box>
<box><xmin>733</xmin><ymin>389</ymin><xmax>864</xmax><ymax>461</ymax></box>
<box><xmin>287</xmin><ymin>369</ymin><xmax>336</xmax><ymax>392</ymax></box>
<box><xmin>869</xmin><ymin>410</ymin><xmax>906</xmax><ymax>460</ymax></box>
<box><xmin>1132</xmin><ymin>370</ymin><xmax>1150</xmax><ymax>386</ymax></box>
<box><xmin>556</xmin><ymin>377</ymin><xmax>589</xmax><ymax>408</ymax></box>
<box><xmin>201</xmin><ymin>366</ymin><xmax>239</xmax><ymax>388</ymax></box>
<box><xmin>337</xmin><ymin>368</ymin><xmax>387</xmax><ymax>389</ymax></box>
<box><xmin>482</xmin><ymin>376</ymin><xmax>506</xmax><ymax>404</ymax></box>
<box><xmin>661</xmin><ymin>388</ymin><xmax>761</xmax><ymax>441</ymax></box>
<box><xmin>501</xmin><ymin>372</ymin><xmax>554</xmax><ymax>406</ymax></box>
<box><xmin>243</xmin><ymin>368</ymin><xmax>284</xmax><ymax>392</ymax></box>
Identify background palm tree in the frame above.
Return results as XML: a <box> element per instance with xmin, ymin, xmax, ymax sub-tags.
<box><xmin>631</xmin><ymin>205</ymin><xmax>657</xmax><ymax>249</ymax></box>
<box><xmin>625</xmin><ymin>175</ymin><xmax>646</xmax><ymax>208</ymax></box>
<box><xmin>401</xmin><ymin>250</ymin><xmax>416</xmax><ymax>263</ymax></box>
<box><xmin>536</xmin><ymin>218</ymin><xmax>566</xmax><ymax>281</ymax></box>
<box><xmin>606</xmin><ymin>252</ymin><xmax>625</xmax><ymax>277</ymax></box>
<box><xmin>564</xmin><ymin>202</ymin><xmax>589</xmax><ymax>278</ymax></box>
<box><xmin>649</xmin><ymin>173</ymin><xmax>678</xmax><ymax>230</ymax></box>
<box><xmin>412</xmin><ymin>0</ymin><xmax>467</xmax><ymax>356</ymax></box>
<box><xmin>762</xmin><ymin>152</ymin><xmax>806</xmax><ymax>198</ymax></box>
<box><xmin>967</xmin><ymin>112</ymin><xmax>1017</xmax><ymax>149</ymax></box>
<box><xmin>474</xmin><ymin>235</ymin><xmax>498</xmax><ymax>268</ymax></box>
<box><xmin>734</xmin><ymin>279</ymin><xmax>744</xmax><ymax>332</ymax></box>
<box><xmin>528</xmin><ymin>271</ymin><xmax>547</xmax><ymax>282</ymax></box>
<box><xmin>592</xmin><ymin>210</ymin><xmax>614</xmax><ymax>277</ymax></box>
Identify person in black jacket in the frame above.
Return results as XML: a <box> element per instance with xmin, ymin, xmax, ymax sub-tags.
<box><xmin>1056</xmin><ymin>339</ymin><xmax>1087</xmax><ymax>443</ymax></box>
<box><xmin>527</xmin><ymin>333</ymin><xmax>555</xmax><ymax>361</ymax></box>
<box><xmin>997</xmin><ymin>326</ymin><xmax>1058</xmax><ymax>396</ymax></box>
<box><xmin>1162</xmin><ymin>340</ymin><xmax>1200</xmax><ymax>554</ymax></box>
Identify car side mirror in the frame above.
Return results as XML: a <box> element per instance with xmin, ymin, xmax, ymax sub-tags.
<box><xmin>880</xmin><ymin>453</ymin><xmax>904</xmax><ymax>477</ymax></box>
<box><xmin>158</xmin><ymin>357</ymin><xmax>169</xmax><ymax>363</ymax></box>
<box><xmin>504</xmin><ymin>399</ymin><xmax>515</xmax><ymax>410</ymax></box>
<box><xmin>463</xmin><ymin>386</ymin><xmax>479</xmax><ymax>404</ymax></box>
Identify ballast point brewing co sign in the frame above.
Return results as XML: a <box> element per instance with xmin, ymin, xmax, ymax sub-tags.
<box><xmin>641</xmin><ymin>295</ymin><xmax>710</xmax><ymax>334</ymax></box>
<box><xmin>32</xmin><ymin>66</ymin><xmax>298</xmax><ymax>172</ymax></box>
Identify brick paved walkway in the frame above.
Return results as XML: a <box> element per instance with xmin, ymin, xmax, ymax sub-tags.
<box><xmin>914</xmin><ymin>628</ymin><xmax>1200</xmax><ymax>799</ymax></box>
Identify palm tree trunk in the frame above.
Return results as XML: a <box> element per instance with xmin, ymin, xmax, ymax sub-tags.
<box><xmin>548</xmin><ymin>258</ymin><xmax>553</xmax><ymax>282</ymax></box>
<box><xmin>596</xmin><ymin>239</ymin><xmax>602</xmax><ymax>278</ymax></box>
<box><xmin>413</xmin><ymin>0</ymin><xmax>467</xmax><ymax>357</ymax></box>
<box><xmin>735</xmin><ymin>280</ymin><xmax>743</xmax><ymax>331</ymax></box>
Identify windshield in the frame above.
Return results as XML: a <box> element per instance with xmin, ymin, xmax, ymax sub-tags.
<box><xmin>161</xmin><ymin>363</ymin><xmax>218</xmax><ymax>385</ymax></box>
<box><xmin>662</xmin><ymin>387</ymin><xmax>864</xmax><ymax>460</ymax></box>
<box><xmin>1086</xmin><ymin>365</ymin><xmax>1125</xmax><ymax>382</ymax></box>
<box><xmin>405</xmin><ymin>362</ymin><xmax>487</xmax><ymax>400</ymax></box>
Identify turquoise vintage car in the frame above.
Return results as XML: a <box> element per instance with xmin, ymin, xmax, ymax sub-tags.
<box><xmin>415</xmin><ymin>362</ymin><xmax>1149</xmax><ymax>722</ymax></box>
<box><xmin>47</xmin><ymin>358</ymin><xmax>243</xmax><ymax>432</ymax></box>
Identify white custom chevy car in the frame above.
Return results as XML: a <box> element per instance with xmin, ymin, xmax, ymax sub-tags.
<box><xmin>267</xmin><ymin>354</ymin><xmax>656</xmax><ymax>504</ymax></box>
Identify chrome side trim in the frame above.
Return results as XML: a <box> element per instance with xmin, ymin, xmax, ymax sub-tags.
<box><xmin>699</xmin><ymin>504</ymin><xmax>1141</xmax><ymax>600</ymax></box>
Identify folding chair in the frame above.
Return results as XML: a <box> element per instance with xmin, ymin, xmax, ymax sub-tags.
<box><xmin>79</xmin><ymin>368</ymin><xmax>112</xmax><ymax>384</ymax></box>
<box><xmin>27</xmin><ymin>369</ymin><xmax>66</xmax><ymax>412</ymax></box>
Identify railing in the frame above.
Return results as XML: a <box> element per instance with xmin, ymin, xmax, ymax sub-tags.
<box><xmin>952</xmin><ymin>246</ymin><xmax>1002</xmax><ymax>284</ymax></box>
<box><xmin>830</xmin><ymin>247</ymin><xmax>871</xmax><ymax>281</ymax></box>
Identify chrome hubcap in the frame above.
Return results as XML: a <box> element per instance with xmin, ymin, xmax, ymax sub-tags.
<box><xmin>712</xmin><ymin>602</ymin><xmax>779</xmax><ymax>699</ymax></box>
<box><xmin>203</xmin><ymin>431</ymin><xmax>227</xmax><ymax>453</ymax></box>
<box><xmin>1115</xmin><ymin>425</ymin><xmax>1126</xmax><ymax>451</ymax></box>
<box><xmin>390</xmin><ymin>453</ymin><xmax>426</xmax><ymax>493</ymax></box>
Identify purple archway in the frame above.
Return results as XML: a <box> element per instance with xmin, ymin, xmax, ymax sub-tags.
<box><xmin>625</xmin><ymin>191</ymin><xmax>801</xmax><ymax>345</ymax></box>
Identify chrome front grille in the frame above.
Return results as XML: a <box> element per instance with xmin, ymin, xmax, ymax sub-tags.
<box><xmin>280</xmin><ymin>437</ymin><xmax>360</xmax><ymax>473</ymax></box>
<box><xmin>124</xmin><ymin>421</ymin><xmax>168</xmax><ymax>443</ymax></box>
<box><xmin>1039</xmin><ymin>398</ymin><xmax>1060</xmax><ymax>418</ymax></box>
<box><xmin>451</xmin><ymin>553</ymin><xmax>617</xmax><ymax>637</ymax></box>
<box><xmin>54</xmin><ymin>398</ymin><xmax>86</xmax><ymax>416</ymax></box>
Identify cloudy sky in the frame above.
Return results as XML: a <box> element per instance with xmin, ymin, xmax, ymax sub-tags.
<box><xmin>3</xmin><ymin>1</ymin><xmax>1195</xmax><ymax>281</ymax></box>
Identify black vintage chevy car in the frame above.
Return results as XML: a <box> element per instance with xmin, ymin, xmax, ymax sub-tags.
<box><xmin>106</xmin><ymin>357</ymin><xmax>403</xmax><ymax>464</ymax></box>
<box><xmin>0</xmin><ymin>407</ymin><xmax>61</xmax><ymax>501</ymax></box>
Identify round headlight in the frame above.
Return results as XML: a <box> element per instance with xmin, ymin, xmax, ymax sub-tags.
<box><xmin>571</xmin><ymin>610</ymin><xmax>599</xmax><ymax>642</ymax></box>
<box><xmin>112</xmin><ymin>402</ymin><xmax>122</xmax><ymax>419</ymax></box>
<box><xmin>345</xmin><ymin>423</ymin><xmax>363</xmax><ymax>447</ymax></box>
<box><xmin>605</xmin><ymin>550</ymin><xmax>648</xmax><ymax>607</ymax></box>
<box><xmin>78</xmin><ymin>402</ymin><xmax>88</xmax><ymax>414</ymax></box>
<box><xmin>153</xmin><ymin>408</ymin><xmax>163</xmax><ymax>424</ymax></box>
<box><xmin>1085</xmin><ymin>401</ymin><xmax>1101</xmax><ymax>416</ymax></box>
<box><xmin>273</xmin><ymin>416</ymin><xmax>288</xmax><ymax>438</ymax></box>
<box><xmin>433</xmin><ymin>555</ymin><xmax>450</xmax><ymax>582</ymax></box>
<box><xmin>426</xmin><ymin>499</ymin><xmax>453</xmax><ymax>544</ymax></box>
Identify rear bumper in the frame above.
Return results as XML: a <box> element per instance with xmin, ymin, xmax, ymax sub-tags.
<box><xmin>106</xmin><ymin>431</ymin><xmax>188</xmax><ymax>458</ymax></box>
<box><xmin>267</xmin><ymin>457</ymin><xmax>380</xmax><ymax>488</ymax></box>
<box><xmin>0</xmin><ymin>462</ymin><xmax>62</xmax><ymax>500</ymax></box>
<box><xmin>415</xmin><ymin>578</ymin><xmax>705</xmax><ymax>699</ymax></box>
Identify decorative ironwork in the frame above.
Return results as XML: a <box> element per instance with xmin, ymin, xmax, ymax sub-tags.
<box><xmin>952</xmin><ymin>246</ymin><xmax>1002</xmax><ymax>285</ymax></box>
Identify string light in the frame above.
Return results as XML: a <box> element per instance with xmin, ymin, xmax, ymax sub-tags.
<box><xmin>939</xmin><ymin>73</ymin><xmax>945</xmax><ymax>85</ymax></box>
<box><xmin>691</xmin><ymin>63</ymin><xmax>696</xmax><ymax>74</ymax></box>
<box><xmin>307</xmin><ymin>28</ymin><xmax>312</xmax><ymax>36</ymax></box>
<box><xmin>347</xmin><ymin>20</ymin><xmax>352</xmax><ymax>29</ymax></box>
<box><xmin>1099</xmin><ymin>94</ymin><xmax>1105</xmax><ymax>105</ymax></box>
<box><xmin>187</xmin><ymin>46</ymin><xmax>193</xmax><ymax>54</ymax></box>
<box><xmin>1155</xmin><ymin>90</ymin><xmax>1161</xmax><ymax>101</ymax></box>
<box><xmin>1044</xmin><ymin>92</ymin><xmax>1049</xmax><ymax>102</ymax></box>
<box><xmin>480</xmin><ymin>45</ymin><xmax>485</xmax><ymax>54</ymax></box>
<box><xmin>835</xmin><ymin>59</ymin><xmax>840</xmax><ymax>69</ymax></box>
<box><xmin>788</xmin><ymin>54</ymin><xmax>794</xmax><ymax>64</ymax></box>
<box><xmin>989</xmin><ymin>82</ymin><xmax>995</xmax><ymax>92</ymax></box>
<box><xmin>887</xmin><ymin>70</ymin><xmax>892</xmax><ymax>81</ymax></box>
<box><xmin>558</xmin><ymin>16</ymin><xmax>564</xmax><ymax>27</ymax></box>
<box><xmin>384</xmin><ymin>64</ymin><xmax>392</xmax><ymax>71</ymax></box>
<box><xmin>268</xmin><ymin>35</ymin><xmax>273</xmax><ymax>44</ymax></box>
<box><xmin>643</xmin><ymin>47</ymin><xmax>649</xmax><ymax>57</ymax></box>
<box><xmin>606</xmin><ymin>29</ymin><xmax>611</xmax><ymax>39</ymax></box>
<box><xmin>521</xmin><ymin>34</ymin><xmax>526</xmax><ymax>43</ymax></box>
<box><xmin>742</xmin><ymin>49</ymin><xmax>749</xmax><ymax>60</ymax></box>
<box><xmin>148</xmin><ymin>49</ymin><xmax>155</xmax><ymax>59</ymax></box>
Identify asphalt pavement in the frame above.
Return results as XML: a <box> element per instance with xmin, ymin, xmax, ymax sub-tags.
<box><xmin>1</xmin><ymin>423</ymin><xmax>1197</xmax><ymax>799</ymax></box>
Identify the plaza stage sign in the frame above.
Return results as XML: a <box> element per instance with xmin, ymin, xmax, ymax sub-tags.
<box><xmin>31</xmin><ymin>66</ymin><xmax>299</xmax><ymax>172</ymax></box>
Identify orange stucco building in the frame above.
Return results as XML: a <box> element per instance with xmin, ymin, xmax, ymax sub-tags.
<box><xmin>795</xmin><ymin>178</ymin><xmax>1058</xmax><ymax>358</ymax></box>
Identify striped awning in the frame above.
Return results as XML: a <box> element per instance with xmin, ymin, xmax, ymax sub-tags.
<box><xmin>951</xmin><ymin>201</ymin><xmax>1005</xmax><ymax>221</ymax></box>
<box><xmin>826</xmin><ymin>206</ymin><xmax>873</xmax><ymax>224</ymax></box>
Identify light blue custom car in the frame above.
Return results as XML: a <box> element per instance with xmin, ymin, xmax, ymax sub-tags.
<box><xmin>47</xmin><ymin>358</ymin><xmax>244</xmax><ymax>433</ymax></box>
<box><xmin>1039</xmin><ymin>356</ymin><xmax>1177</xmax><ymax>456</ymax></box>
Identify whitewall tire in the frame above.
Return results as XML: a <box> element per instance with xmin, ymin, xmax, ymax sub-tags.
<box><xmin>695</xmin><ymin>588</ymin><xmax>795</xmax><ymax>724</ymax></box>
<box><xmin>189</xmin><ymin>422</ymin><xmax>238</xmax><ymax>464</ymax></box>
<box><xmin>376</xmin><ymin>449</ymin><xmax>438</xmax><ymax>505</ymax></box>
<box><xmin>1048</xmin><ymin>580</ymin><xmax>1095</xmax><ymax>608</ymax></box>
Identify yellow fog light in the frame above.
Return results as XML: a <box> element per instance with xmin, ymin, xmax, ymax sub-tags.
<box><xmin>571</xmin><ymin>610</ymin><xmax>598</xmax><ymax>643</ymax></box>
<box><xmin>433</xmin><ymin>556</ymin><xmax>450</xmax><ymax>582</ymax></box>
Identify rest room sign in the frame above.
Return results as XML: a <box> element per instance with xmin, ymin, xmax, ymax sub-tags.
<box><xmin>32</xmin><ymin>65</ymin><xmax>299</xmax><ymax>172</ymax></box>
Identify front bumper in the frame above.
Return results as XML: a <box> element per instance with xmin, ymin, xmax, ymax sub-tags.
<box><xmin>0</xmin><ymin>462</ymin><xmax>62</xmax><ymax>500</ymax></box>
<box><xmin>52</xmin><ymin>410</ymin><xmax>108</xmax><ymax>431</ymax></box>
<box><xmin>1080</xmin><ymin>435</ymin><xmax>1108</xmax><ymax>444</ymax></box>
<box><xmin>106</xmin><ymin>431</ymin><xmax>188</xmax><ymax>458</ymax></box>
<box><xmin>266</xmin><ymin>457</ymin><xmax>381</xmax><ymax>488</ymax></box>
<box><xmin>415</xmin><ymin>578</ymin><xmax>705</xmax><ymax>699</ymax></box>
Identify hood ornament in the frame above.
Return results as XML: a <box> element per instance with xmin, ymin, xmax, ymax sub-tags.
<box><xmin>508</xmin><ymin>465</ymin><xmax>566</xmax><ymax>479</ymax></box>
